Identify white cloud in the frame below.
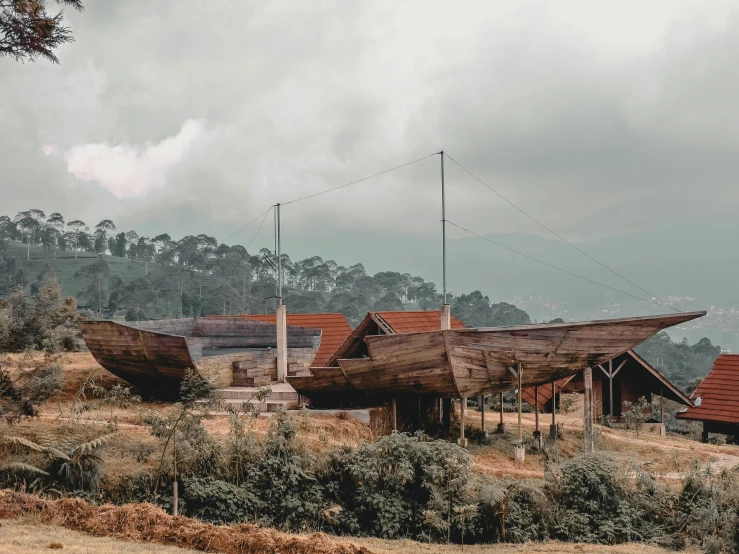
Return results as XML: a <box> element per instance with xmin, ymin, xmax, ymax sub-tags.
<box><xmin>42</xmin><ymin>145</ymin><xmax>57</xmax><ymax>156</ymax></box>
<box><xmin>63</xmin><ymin>119</ymin><xmax>206</xmax><ymax>199</ymax></box>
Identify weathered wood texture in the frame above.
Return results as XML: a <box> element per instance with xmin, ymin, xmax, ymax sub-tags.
<box><xmin>80</xmin><ymin>318</ymin><xmax>321</xmax><ymax>398</ymax></box>
<box><xmin>288</xmin><ymin>312</ymin><xmax>704</xmax><ymax>399</ymax></box>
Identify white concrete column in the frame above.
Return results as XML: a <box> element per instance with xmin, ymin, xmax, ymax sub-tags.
<box><xmin>441</xmin><ymin>304</ymin><xmax>451</xmax><ymax>330</ymax></box>
<box><xmin>276</xmin><ymin>304</ymin><xmax>288</xmax><ymax>383</ymax></box>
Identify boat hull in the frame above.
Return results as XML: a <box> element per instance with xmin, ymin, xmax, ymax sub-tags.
<box><xmin>288</xmin><ymin>311</ymin><xmax>705</xmax><ymax>398</ymax></box>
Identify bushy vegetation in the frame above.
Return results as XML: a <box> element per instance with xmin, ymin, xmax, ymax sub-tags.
<box><xmin>0</xmin><ymin>275</ymin><xmax>79</xmax><ymax>352</ymax></box>
<box><xmin>3</xmin><ymin>393</ymin><xmax>737</xmax><ymax>551</ymax></box>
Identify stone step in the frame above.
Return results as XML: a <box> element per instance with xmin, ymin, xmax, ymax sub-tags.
<box><xmin>219</xmin><ymin>385</ymin><xmax>299</xmax><ymax>402</ymax></box>
<box><xmin>221</xmin><ymin>398</ymin><xmax>299</xmax><ymax>412</ymax></box>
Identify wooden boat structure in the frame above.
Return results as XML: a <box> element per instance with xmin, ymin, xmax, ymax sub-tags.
<box><xmin>79</xmin><ymin>318</ymin><xmax>321</xmax><ymax>399</ymax></box>
<box><xmin>287</xmin><ymin>311</ymin><xmax>705</xmax><ymax>401</ymax></box>
<box><xmin>80</xmin><ymin>311</ymin><xmax>705</xmax><ymax>406</ymax></box>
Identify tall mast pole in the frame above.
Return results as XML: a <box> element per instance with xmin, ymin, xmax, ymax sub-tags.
<box><xmin>441</xmin><ymin>150</ymin><xmax>447</xmax><ymax>304</ymax></box>
<box><xmin>277</xmin><ymin>203</ymin><xmax>282</xmax><ymax>304</ymax></box>
<box><xmin>273</xmin><ymin>205</ymin><xmax>278</xmax><ymax>301</ymax></box>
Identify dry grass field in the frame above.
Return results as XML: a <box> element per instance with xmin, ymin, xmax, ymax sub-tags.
<box><xmin>0</xmin><ymin>518</ymin><xmax>703</xmax><ymax>554</ymax></box>
<box><xmin>1</xmin><ymin>351</ymin><xmax>737</xmax><ymax>554</ymax></box>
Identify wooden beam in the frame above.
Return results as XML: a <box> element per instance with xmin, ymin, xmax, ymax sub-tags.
<box><xmin>608</xmin><ymin>360</ymin><xmax>614</xmax><ymax>418</ymax></box>
<box><xmin>611</xmin><ymin>358</ymin><xmax>628</xmax><ymax>378</ymax></box>
<box><xmin>534</xmin><ymin>385</ymin><xmax>540</xmax><ymax>433</ymax></box>
<box><xmin>583</xmin><ymin>367</ymin><xmax>593</xmax><ymax>453</ymax></box>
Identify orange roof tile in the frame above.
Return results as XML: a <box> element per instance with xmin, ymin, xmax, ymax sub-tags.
<box><xmin>678</xmin><ymin>354</ymin><xmax>739</xmax><ymax>424</ymax></box>
<box><xmin>375</xmin><ymin>311</ymin><xmax>465</xmax><ymax>333</ymax></box>
<box><xmin>226</xmin><ymin>313</ymin><xmax>353</xmax><ymax>367</ymax></box>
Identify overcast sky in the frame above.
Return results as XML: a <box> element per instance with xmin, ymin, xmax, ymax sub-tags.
<box><xmin>2</xmin><ymin>0</ymin><xmax>738</xmax><ymax>277</ymax></box>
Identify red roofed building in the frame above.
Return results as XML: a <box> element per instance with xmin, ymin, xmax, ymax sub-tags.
<box><xmin>227</xmin><ymin>313</ymin><xmax>353</xmax><ymax>367</ymax></box>
<box><xmin>678</xmin><ymin>354</ymin><xmax>739</xmax><ymax>442</ymax></box>
<box><xmin>326</xmin><ymin>310</ymin><xmax>465</xmax><ymax>366</ymax></box>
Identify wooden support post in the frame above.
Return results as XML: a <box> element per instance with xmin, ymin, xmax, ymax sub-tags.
<box><xmin>533</xmin><ymin>385</ymin><xmax>542</xmax><ymax>447</ymax></box>
<box><xmin>550</xmin><ymin>380</ymin><xmax>557</xmax><ymax>439</ymax></box>
<box><xmin>442</xmin><ymin>398</ymin><xmax>452</xmax><ymax>433</ymax></box>
<box><xmin>659</xmin><ymin>387</ymin><xmax>666</xmax><ymax>437</ymax></box>
<box><xmin>517</xmin><ymin>362</ymin><xmax>523</xmax><ymax>441</ymax></box>
<box><xmin>608</xmin><ymin>360</ymin><xmax>614</xmax><ymax>418</ymax></box>
<box><xmin>583</xmin><ymin>367</ymin><xmax>593</xmax><ymax>453</ymax></box>
<box><xmin>497</xmin><ymin>391</ymin><xmax>505</xmax><ymax>432</ymax></box>
<box><xmin>276</xmin><ymin>304</ymin><xmax>288</xmax><ymax>383</ymax></box>
<box><xmin>458</xmin><ymin>397</ymin><xmax>468</xmax><ymax>447</ymax></box>
<box><xmin>391</xmin><ymin>398</ymin><xmax>397</xmax><ymax>432</ymax></box>
<box><xmin>478</xmin><ymin>394</ymin><xmax>486</xmax><ymax>434</ymax></box>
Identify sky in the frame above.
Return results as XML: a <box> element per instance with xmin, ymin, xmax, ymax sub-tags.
<box><xmin>2</xmin><ymin>0</ymin><xmax>739</xmax><ymax>305</ymax></box>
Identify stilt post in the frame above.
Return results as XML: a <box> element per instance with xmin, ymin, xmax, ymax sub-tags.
<box><xmin>498</xmin><ymin>391</ymin><xmax>505</xmax><ymax>432</ymax></box>
<box><xmin>458</xmin><ymin>397</ymin><xmax>468</xmax><ymax>447</ymax></box>
<box><xmin>517</xmin><ymin>362</ymin><xmax>523</xmax><ymax>441</ymax></box>
<box><xmin>391</xmin><ymin>398</ymin><xmax>397</xmax><ymax>431</ymax></box>
<box><xmin>477</xmin><ymin>394</ymin><xmax>486</xmax><ymax>433</ymax></box>
<box><xmin>534</xmin><ymin>385</ymin><xmax>542</xmax><ymax>447</ymax></box>
<box><xmin>583</xmin><ymin>367</ymin><xmax>594</xmax><ymax>453</ymax></box>
<box><xmin>549</xmin><ymin>380</ymin><xmax>558</xmax><ymax>439</ymax></box>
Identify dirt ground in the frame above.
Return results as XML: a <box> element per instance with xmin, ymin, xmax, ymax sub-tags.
<box><xmin>0</xmin><ymin>519</ymin><xmax>702</xmax><ymax>554</ymax></box>
<box><xmin>0</xmin><ymin>518</ymin><xmax>198</xmax><ymax>553</ymax></box>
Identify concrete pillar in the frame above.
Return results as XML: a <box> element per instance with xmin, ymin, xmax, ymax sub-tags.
<box><xmin>276</xmin><ymin>304</ymin><xmax>288</xmax><ymax>383</ymax></box>
<box><xmin>458</xmin><ymin>397</ymin><xmax>468</xmax><ymax>447</ymax></box>
<box><xmin>441</xmin><ymin>304</ymin><xmax>451</xmax><ymax>330</ymax></box>
<box><xmin>583</xmin><ymin>367</ymin><xmax>593</xmax><ymax>453</ymax></box>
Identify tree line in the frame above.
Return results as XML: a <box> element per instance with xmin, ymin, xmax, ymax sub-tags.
<box><xmin>0</xmin><ymin>209</ymin><xmax>532</xmax><ymax>327</ymax></box>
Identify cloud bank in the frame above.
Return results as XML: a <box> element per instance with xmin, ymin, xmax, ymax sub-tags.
<box><xmin>61</xmin><ymin>119</ymin><xmax>206</xmax><ymax>199</ymax></box>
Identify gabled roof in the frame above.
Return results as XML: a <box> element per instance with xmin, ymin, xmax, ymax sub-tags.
<box><xmin>326</xmin><ymin>310</ymin><xmax>465</xmax><ymax>367</ymax></box>
<box><xmin>678</xmin><ymin>354</ymin><xmax>739</xmax><ymax>424</ymax></box>
<box><xmin>226</xmin><ymin>313</ymin><xmax>353</xmax><ymax>367</ymax></box>
<box><xmin>521</xmin><ymin>350</ymin><xmax>693</xmax><ymax>409</ymax></box>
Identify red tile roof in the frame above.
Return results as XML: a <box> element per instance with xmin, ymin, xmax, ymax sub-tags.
<box><xmin>678</xmin><ymin>354</ymin><xmax>739</xmax><ymax>424</ymax></box>
<box><xmin>375</xmin><ymin>311</ymin><xmax>465</xmax><ymax>333</ymax></box>
<box><xmin>226</xmin><ymin>313</ymin><xmax>353</xmax><ymax>367</ymax></box>
<box><xmin>521</xmin><ymin>377</ymin><xmax>572</xmax><ymax>409</ymax></box>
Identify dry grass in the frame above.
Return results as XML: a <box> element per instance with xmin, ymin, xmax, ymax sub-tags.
<box><xmin>0</xmin><ymin>491</ymin><xmax>372</xmax><ymax>554</ymax></box>
<box><xmin>353</xmin><ymin>537</ymin><xmax>701</xmax><ymax>553</ymax></box>
<box><xmin>0</xmin><ymin>518</ymin><xmax>198</xmax><ymax>553</ymax></box>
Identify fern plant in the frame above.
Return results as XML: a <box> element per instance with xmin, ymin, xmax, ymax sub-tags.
<box><xmin>1</xmin><ymin>432</ymin><xmax>114</xmax><ymax>492</ymax></box>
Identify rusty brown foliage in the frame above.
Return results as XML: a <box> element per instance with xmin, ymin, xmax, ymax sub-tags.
<box><xmin>0</xmin><ymin>490</ymin><xmax>373</xmax><ymax>554</ymax></box>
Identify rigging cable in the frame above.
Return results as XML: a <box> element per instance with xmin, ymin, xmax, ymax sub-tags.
<box><xmin>282</xmin><ymin>152</ymin><xmax>437</xmax><ymax>205</ymax></box>
<box><xmin>443</xmin><ymin>152</ymin><xmax>680</xmax><ymax>312</ymax></box>
<box><xmin>112</xmin><ymin>207</ymin><xmax>274</xmax><ymax>310</ymax></box>
<box><xmin>446</xmin><ymin>219</ymin><xmax>681</xmax><ymax>312</ymax></box>
<box><xmin>198</xmin><ymin>206</ymin><xmax>272</xmax><ymax>316</ymax></box>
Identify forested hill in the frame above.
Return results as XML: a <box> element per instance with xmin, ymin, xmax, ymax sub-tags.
<box><xmin>0</xmin><ymin>210</ymin><xmax>721</xmax><ymax>387</ymax></box>
<box><xmin>0</xmin><ymin>211</ymin><xmax>531</xmax><ymax>328</ymax></box>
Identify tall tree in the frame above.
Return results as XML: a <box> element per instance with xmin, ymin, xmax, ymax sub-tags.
<box><xmin>66</xmin><ymin>219</ymin><xmax>87</xmax><ymax>260</ymax></box>
<box><xmin>94</xmin><ymin>219</ymin><xmax>116</xmax><ymax>254</ymax></box>
<box><xmin>0</xmin><ymin>0</ymin><xmax>84</xmax><ymax>63</ymax></box>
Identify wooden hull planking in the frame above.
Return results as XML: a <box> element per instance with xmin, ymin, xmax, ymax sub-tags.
<box><xmin>79</xmin><ymin>318</ymin><xmax>321</xmax><ymax>398</ymax></box>
<box><xmin>288</xmin><ymin>311</ymin><xmax>705</xmax><ymax>398</ymax></box>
